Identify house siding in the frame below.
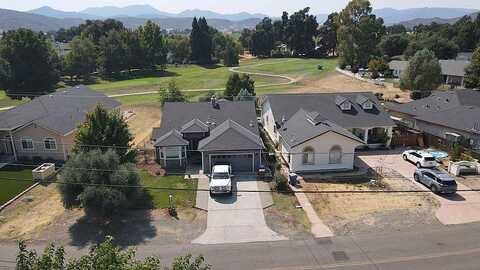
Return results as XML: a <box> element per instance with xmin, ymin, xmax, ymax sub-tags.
<box><xmin>261</xmin><ymin>100</ymin><xmax>279</xmax><ymax>143</ymax></box>
<box><xmin>286</xmin><ymin>131</ymin><xmax>361</xmax><ymax>172</ymax></box>
<box><xmin>12</xmin><ymin>124</ymin><xmax>72</xmax><ymax>161</ymax></box>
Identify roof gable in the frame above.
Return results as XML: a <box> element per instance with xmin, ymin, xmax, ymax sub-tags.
<box><xmin>180</xmin><ymin>118</ymin><xmax>209</xmax><ymax>133</ymax></box>
<box><xmin>154</xmin><ymin>129</ymin><xmax>189</xmax><ymax>147</ymax></box>
<box><xmin>198</xmin><ymin>119</ymin><xmax>263</xmax><ymax>151</ymax></box>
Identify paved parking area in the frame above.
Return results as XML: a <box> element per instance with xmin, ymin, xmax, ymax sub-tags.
<box><xmin>357</xmin><ymin>151</ymin><xmax>480</xmax><ymax>225</ymax></box>
<box><xmin>192</xmin><ymin>176</ymin><xmax>286</xmax><ymax>244</ymax></box>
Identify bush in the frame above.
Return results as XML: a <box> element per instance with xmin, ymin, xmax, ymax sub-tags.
<box><xmin>410</xmin><ymin>90</ymin><xmax>431</xmax><ymax>100</ymax></box>
<box><xmin>274</xmin><ymin>175</ymin><xmax>289</xmax><ymax>192</ymax></box>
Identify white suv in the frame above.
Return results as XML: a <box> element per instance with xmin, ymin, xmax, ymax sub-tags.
<box><xmin>402</xmin><ymin>150</ymin><xmax>437</xmax><ymax>168</ymax></box>
<box><xmin>209</xmin><ymin>165</ymin><xmax>233</xmax><ymax>195</ymax></box>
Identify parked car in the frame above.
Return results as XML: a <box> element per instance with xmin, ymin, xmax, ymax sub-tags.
<box><xmin>402</xmin><ymin>150</ymin><xmax>437</xmax><ymax>168</ymax></box>
<box><xmin>209</xmin><ymin>165</ymin><xmax>233</xmax><ymax>195</ymax></box>
<box><xmin>414</xmin><ymin>168</ymin><xmax>457</xmax><ymax>194</ymax></box>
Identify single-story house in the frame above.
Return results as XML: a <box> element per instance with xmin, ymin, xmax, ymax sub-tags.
<box><xmin>386</xmin><ymin>89</ymin><xmax>480</xmax><ymax>152</ymax></box>
<box><xmin>388</xmin><ymin>60</ymin><xmax>471</xmax><ymax>87</ymax></box>
<box><xmin>0</xmin><ymin>85</ymin><xmax>120</xmax><ymax>162</ymax></box>
<box><xmin>261</xmin><ymin>92</ymin><xmax>395</xmax><ymax>172</ymax></box>
<box><xmin>151</xmin><ymin>99</ymin><xmax>264</xmax><ymax>173</ymax></box>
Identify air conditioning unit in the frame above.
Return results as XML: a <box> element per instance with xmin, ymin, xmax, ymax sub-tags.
<box><xmin>32</xmin><ymin>163</ymin><xmax>56</xmax><ymax>182</ymax></box>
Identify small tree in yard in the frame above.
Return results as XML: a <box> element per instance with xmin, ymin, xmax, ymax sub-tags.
<box><xmin>74</xmin><ymin>104</ymin><xmax>136</xmax><ymax>163</ymax></box>
<box><xmin>16</xmin><ymin>236</ymin><xmax>211</xmax><ymax>269</ymax></box>
<box><xmin>59</xmin><ymin>150</ymin><xmax>140</xmax><ymax>219</ymax></box>
<box><xmin>159</xmin><ymin>80</ymin><xmax>186</xmax><ymax>105</ymax></box>
<box><xmin>368</xmin><ymin>57</ymin><xmax>389</xmax><ymax>79</ymax></box>
<box><xmin>464</xmin><ymin>47</ymin><xmax>480</xmax><ymax>89</ymax></box>
<box><xmin>224</xmin><ymin>73</ymin><xmax>255</xmax><ymax>99</ymax></box>
<box><xmin>400</xmin><ymin>49</ymin><xmax>441</xmax><ymax>93</ymax></box>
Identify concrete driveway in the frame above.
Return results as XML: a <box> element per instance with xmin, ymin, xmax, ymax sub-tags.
<box><xmin>357</xmin><ymin>150</ymin><xmax>480</xmax><ymax>225</ymax></box>
<box><xmin>192</xmin><ymin>176</ymin><xmax>286</xmax><ymax>245</ymax></box>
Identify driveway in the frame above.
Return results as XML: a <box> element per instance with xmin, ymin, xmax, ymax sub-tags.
<box><xmin>357</xmin><ymin>150</ymin><xmax>480</xmax><ymax>225</ymax></box>
<box><xmin>192</xmin><ymin>176</ymin><xmax>286</xmax><ymax>244</ymax></box>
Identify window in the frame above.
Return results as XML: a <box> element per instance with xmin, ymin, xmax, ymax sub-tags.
<box><xmin>302</xmin><ymin>147</ymin><xmax>315</xmax><ymax>165</ymax></box>
<box><xmin>329</xmin><ymin>145</ymin><xmax>342</xmax><ymax>164</ymax></box>
<box><xmin>21</xmin><ymin>138</ymin><xmax>34</xmax><ymax>151</ymax></box>
<box><xmin>44</xmin><ymin>138</ymin><xmax>57</xmax><ymax>150</ymax></box>
<box><xmin>165</xmin><ymin>147</ymin><xmax>180</xmax><ymax>159</ymax></box>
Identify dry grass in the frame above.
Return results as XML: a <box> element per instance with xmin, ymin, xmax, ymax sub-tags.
<box><xmin>122</xmin><ymin>104</ymin><xmax>162</xmax><ymax>147</ymax></box>
<box><xmin>0</xmin><ymin>184</ymin><xmax>66</xmax><ymax>240</ymax></box>
<box><xmin>292</xmin><ymin>72</ymin><xmax>409</xmax><ymax>100</ymax></box>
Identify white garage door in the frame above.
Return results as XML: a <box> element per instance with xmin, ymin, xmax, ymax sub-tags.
<box><xmin>210</xmin><ymin>153</ymin><xmax>254</xmax><ymax>172</ymax></box>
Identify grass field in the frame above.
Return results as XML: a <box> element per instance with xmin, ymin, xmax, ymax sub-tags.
<box><xmin>0</xmin><ymin>165</ymin><xmax>34</xmax><ymax>205</ymax></box>
<box><xmin>0</xmin><ymin>92</ymin><xmax>28</xmax><ymax>108</ymax></box>
<box><xmin>139</xmin><ymin>171</ymin><xmax>197</xmax><ymax>209</ymax></box>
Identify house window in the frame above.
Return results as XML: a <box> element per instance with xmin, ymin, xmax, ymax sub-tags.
<box><xmin>165</xmin><ymin>147</ymin><xmax>180</xmax><ymax>159</ymax></box>
<box><xmin>329</xmin><ymin>145</ymin><xmax>343</xmax><ymax>164</ymax></box>
<box><xmin>44</xmin><ymin>138</ymin><xmax>57</xmax><ymax>150</ymax></box>
<box><xmin>21</xmin><ymin>138</ymin><xmax>34</xmax><ymax>151</ymax></box>
<box><xmin>302</xmin><ymin>146</ymin><xmax>315</xmax><ymax>165</ymax></box>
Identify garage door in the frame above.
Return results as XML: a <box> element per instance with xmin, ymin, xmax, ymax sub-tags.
<box><xmin>210</xmin><ymin>153</ymin><xmax>254</xmax><ymax>172</ymax></box>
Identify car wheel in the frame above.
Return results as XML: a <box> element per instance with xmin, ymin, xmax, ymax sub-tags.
<box><xmin>403</xmin><ymin>155</ymin><xmax>408</xmax><ymax>161</ymax></box>
<box><xmin>431</xmin><ymin>185</ymin><xmax>439</xmax><ymax>194</ymax></box>
<box><xmin>416</xmin><ymin>162</ymin><xmax>422</xmax><ymax>168</ymax></box>
<box><xmin>414</xmin><ymin>174</ymin><xmax>420</xmax><ymax>182</ymax></box>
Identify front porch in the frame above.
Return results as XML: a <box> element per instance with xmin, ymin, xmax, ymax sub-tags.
<box><xmin>350</xmin><ymin>127</ymin><xmax>393</xmax><ymax>149</ymax></box>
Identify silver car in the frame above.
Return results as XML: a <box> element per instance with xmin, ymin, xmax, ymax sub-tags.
<box><xmin>414</xmin><ymin>169</ymin><xmax>457</xmax><ymax>194</ymax></box>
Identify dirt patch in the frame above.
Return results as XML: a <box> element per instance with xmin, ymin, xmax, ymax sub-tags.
<box><xmin>0</xmin><ymin>184</ymin><xmax>65</xmax><ymax>240</ymax></box>
<box><xmin>122</xmin><ymin>104</ymin><xmax>162</xmax><ymax>147</ymax></box>
<box><xmin>456</xmin><ymin>175</ymin><xmax>480</xmax><ymax>190</ymax></box>
<box><xmin>303</xmin><ymin>172</ymin><xmax>440</xmax><ymax>235</ymax></box>
<box><xmin>264</xmin><ymin>186</ymin><xmax>311</xmax><ymax>240</ymax></box>
<box><xmin>290</xmin><ymin>72</ymin><xmax>409</xmax><ymax>100</ymax></box>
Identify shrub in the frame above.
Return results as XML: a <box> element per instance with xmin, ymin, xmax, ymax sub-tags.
<box><xmin>274</xmin><ymin>175</ymin><xmax>289</xmax><ymax>192</ymax></box>
<box><xmin>410</xmin><ymin>90</ymin><xmax>431</xmax><ymax>100</ymax></box>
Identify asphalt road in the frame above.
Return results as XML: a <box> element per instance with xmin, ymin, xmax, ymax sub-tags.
<box><xmin>2</xmin><ymin>222</ymin><xmax>480</xmax><ymax>269</ymax></box>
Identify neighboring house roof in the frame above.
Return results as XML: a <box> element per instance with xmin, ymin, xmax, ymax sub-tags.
<box><xmin>198</xmin><ymin>119</ymin><xmax>264</xmax><ymax>151</ymax></box>
<box><xmin>265</xmin><ymin>92</ymin><xmax>395</xmax><ymax>129</ymax></box>
<box><xmin>456</xmin><ymin>52</ymin><xmax>473</xmax><ymax>61</ymax></box>
<box><xmin>152</xmin><ymin>100</ymin><xmax>258</xmax><ymax>139</ymax></box>
<box><xmin>0</xmin><ymin>85</ymin><xmax>120</xmax><ymax>135</ymax></box>
<box><xmin>180</xmin><ymin>118</ymin><xmax>209</xmax><ymax>133</ymax></box>
<box><xmin>154</xmin><ymin>130</ymin><xmax>189</xmax><ymax>147</ymax></box>
<box><xmin>388</xmin><ymin>60</ymin><xmax>470</xmax><ymax>77</ymax></box>
<box><xmin>386</xmin><ymin>89</ymin><xmax>480</xmax><ymax>135</ymax></box>
<box><xmin>279</xmin><ymin>109</ymin><xmax>364</xmax><ymax>149</ymax></box>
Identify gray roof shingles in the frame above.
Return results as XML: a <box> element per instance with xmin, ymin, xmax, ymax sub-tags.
<box><xmin>0</xmin><ymin>85</ymin><xmax>120</xmax><ymax>134</ymax></box>
<box><xmin>154</xmin><ymin>130</ymin><xmax>189</xmax><ymax>147</ymax></box>
<box><xmin>265</xmin><ymin>92</ymin><xmax>395</xmax><ymax>129</ymax></box>
<box><xmin>198</xmin><ymin>119</ymin><xmax>264</xmax><ymax>151</ymax></box>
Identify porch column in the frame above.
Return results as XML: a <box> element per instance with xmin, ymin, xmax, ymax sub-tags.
<box><xmin>386</xmin><ymin>127</ymin><xmax>393</xmax><ymax>148</ymax></box>
<box><xmin>364</xmin><ymin>128</ymin><xmax>370</xmax><ymax>145</ymax></box>
<box><xmin>9</xmin><ymin>130</ymin><xmax>17</xmax><ymax>161</ymax></box>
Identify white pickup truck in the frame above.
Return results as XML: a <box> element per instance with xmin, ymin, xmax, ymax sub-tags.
<box><xmin>209</xmin><ymin>165</ymin><xmax>233</xmax><ymax>195</ymax></box>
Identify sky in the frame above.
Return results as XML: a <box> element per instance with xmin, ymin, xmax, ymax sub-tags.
<box><xmin>0</xmin><ymin>0</ymin><xmax>479</xmax><ymax>15</ymax></box>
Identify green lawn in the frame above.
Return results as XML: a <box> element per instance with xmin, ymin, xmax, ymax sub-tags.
<box><xmin>139</xmin><ymin>170</ymin><xmax>197</xmax><ymax>209</ymax></box>
<box><xmin>0</xmin><ymin>165</ymin><xmax>34</xmax><ymax>205</ymax></box>
<box><xmin>0</xmin><ymin>91</ymin><xmax>28</xmax><ymax>108</ymax></box>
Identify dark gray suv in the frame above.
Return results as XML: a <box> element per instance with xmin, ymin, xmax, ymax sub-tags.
<box><xmin>414</xmin><ymin>169</ymin><xmax>457</xmax><ymax>195</ymax></box>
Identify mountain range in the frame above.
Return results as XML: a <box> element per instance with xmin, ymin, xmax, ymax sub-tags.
<box><xmin>0</xmin><ymin>6</ymin><xmax>478</xmax><ymax>33</ymax></box>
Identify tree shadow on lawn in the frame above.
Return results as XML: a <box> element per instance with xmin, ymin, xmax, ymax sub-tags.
<box><xmin>102</xmin><ymin>70</ymin><xmax>180</xmax><ymax>82</ymax></box>
<box><xmin>68</xmin><ymin>189</ymin><xmax>157</xmax><ymax>248</ymax></box>
<box><xmin>199</xmin><ymin>63</ymin><xmax>223</xmax><ymax>70</ymax></box>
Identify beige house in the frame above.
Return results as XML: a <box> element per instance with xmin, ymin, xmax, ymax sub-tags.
<box><xmin>0</xmin><ymin>86</ymin><xmax>120</xmax><ymax>162</ymax></box>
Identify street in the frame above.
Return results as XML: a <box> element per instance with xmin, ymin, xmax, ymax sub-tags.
<box><xmin>2</xmin><ymin>222</ymin><xmax>480</xmax><ymax>269</ymax></box>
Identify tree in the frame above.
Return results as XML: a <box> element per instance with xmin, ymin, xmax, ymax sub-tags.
<box><xmin>139</xmin><ymin>21</ymin><xmax>167</xmax><ymax>69</ymax></box>
<box><xmin>239</xmin><ymin>29</ymin><xmax>253</xmax><ymax>51</ymax></box>
<box><xmin>251</xmin><ymin>18</ymin><xmax>275</xmax><ymax>57</ymax></box>
<box><xmin>223</xmin><ymin>41</ymin><xmax>239</xmax><ymax>67</ymax></box>
<box><xmin>74</xmin><ymin>104</ymin><xmax>136</xmax><ymax>163</ymax></box>
<box><xmin>464</xmin><ymin>47</ymin><xmax>480</xmax><ymax>89</ymax></box>
<box><xmin>0</xmin><ymin>57</ymin><xmax>11</xmax><ymax>91</ymax></box>
<box><xmin>318</xmin><ymin>12</ymin><xmax>338</xmax><ymax>56</ymax></box>
<box><xmin>336</xmin><ymin>0</ymin><xmax>385</xmax><ymax>68</ymax></box>
<box><xmin>159</xmin><ymin>80</ymin><xmax>186</xmax><ymax>104</ymax></box>
<box><xmin>167</xmin><ymin>36</ymin><xmax>191</xmax><ymax>64</ymax></box>
<box><xmin>400</xmin><ymin>49</ymin><xmax>441</xmax><ymax>92</ymax></box>
<box><xmin>63</xmin><ymin>35</ymin><xmax>97</xmax><ymax>80</ymax></box>
<box><xmin>16</xmin><ymin>237</ymin><xmax>210</xmax><ymax>269</ymax></box>
<box><xmin>386</xmin><ymin>24</ymin><xmax>407</xmax><ymax>34</ymax></box>
<box><xmin>98</xmin><ymin>30</ymin><xmax>127</xmax><ymax>76</ymax></box>
<box><xmin>285</xmin><ymin>7</ymin><xmax>319</xmax><ymax>56</ymax></box>
<box><xmin>0</xmin><ymin>29</ymin><xmax>60</xmax><ymax>99</ymax></box>
<box><xmin>224</xmin><ymin>73</ymin><xmax>255</xmax><ymax>98</ymax></box>
<box><xmin>404</xmin><ymin>34</ymin><xmax>459</xmax><ymax>60</ymax></box>
<box><xmin>190</xmin><ymin>17</ymin><xmax>213</xmax><ymax>64</ymax></box>
<box><xmin>59</xmin><ymin>150</ymin><xmax>140</xmax><ymax>218</ymax></box>
<box><xmin>368</xmin><ymin>57</ymin><xmax>389</xmax><ymax>78</ymax></box>
<box><xmin>378</xmin><ymin>33</ymin><xmax>409</xmax><ymax>58</ymax></box>
<box><xmin>453</xmin><ymin>16</ymin><xmax>477</xmax><ymax>52</ymax></box>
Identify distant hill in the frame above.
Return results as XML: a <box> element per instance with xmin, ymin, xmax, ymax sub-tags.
<box><xmin>0</xmin><ymin>8</ymin><xmax>82</xmax><ymax>32</ymax></box>
<box><xmin>398</xmin><ymin>12</ymin><xmax>479</xmax><ymax>29</ymax></box>
<box><xmin>29</xmin><ymin>6</ymin><xmax>100</xmax><ymax>20</ymax></box>
<box><xmin>176</xmin><ymin>9</ymin><xmax>267</xmax><ymax>21</ymax></box>
<box><xmin>80</xmin><ymin>5</ymin><xmax>175</xmax><ymax>18</ymax></box>
<box><xmin>373</xmin><ymin>7</ymin><xmax>478</xmax><ymax>25</ymax></box>
<box><xmin>117</xmin><ymin>17</ymin><xmax>261</xmax><ymax>31</ymax></box>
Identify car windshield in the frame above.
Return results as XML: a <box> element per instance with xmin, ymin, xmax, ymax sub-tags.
<box><xmin>212</xmin><ymin>172</ymin><xmax>229</xmax><ymax>179</ymax></box>
<box><xmin>424</xmin><ymin>157</ymin><xmax>436</xmax><ymax>161</ymax></box>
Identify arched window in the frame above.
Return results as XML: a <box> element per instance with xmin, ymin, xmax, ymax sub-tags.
<box><xmin>302</xmin><ymin>146</ymin><xmax>315</xmax><ymax>165</ymax></box>
<box><xmin>329</xmin><ymin>145</ymin><xmax>342</xmax><ymax>164</ymax></box>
